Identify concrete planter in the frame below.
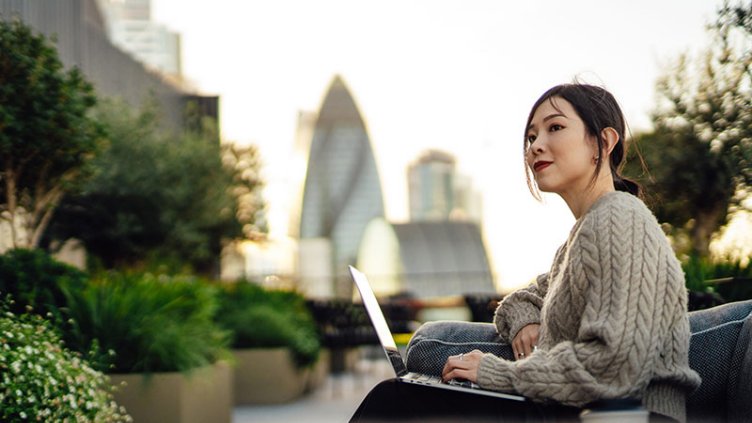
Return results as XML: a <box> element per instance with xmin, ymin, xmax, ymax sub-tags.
<box><xmin>306</xmin><ymin>348</ymin><xmax>330</xmax><ymax>392</ymax></box>
<box><xmin>109</xmin><ymin>362</ymin><xmax>232</xmax><ymax>423</ymax></box>
<box><xmin>232</xmin><ymin>348</ymin><xmax>313</xmax><ymax>404</ymax></box>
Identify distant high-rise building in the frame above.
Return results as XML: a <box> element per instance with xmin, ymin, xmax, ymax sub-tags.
<box><xmin>0</xmin><ymin>0</ymin><xmax>207</xmax><ymax>131</ymax></box>
<box><xmin>298</xmin><ymin>76</ymin><xmax>385</xmax><ymax>298</ymax></box>
<box><xmin>408</xmin><ymin>149</ymin><xmax>483</xmax><ymax>223</ymax></box>
<box><xmin>97</xmin><ymin>0</ymin><xmax>181</xmax><ymax>76</ymax></box>
<box><xmin>408</xmin><ymin>150</ymin><xmax>455</xmax><ymax>221</ymax></box>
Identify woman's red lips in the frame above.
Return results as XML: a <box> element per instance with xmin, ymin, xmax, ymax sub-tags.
<box><xmin>534</xmin><ymin>161</ymin><xmax>552</xmax><ymax>172</ymax></box>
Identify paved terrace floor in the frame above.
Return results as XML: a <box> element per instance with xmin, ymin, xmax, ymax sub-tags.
<box><xmin>233</xmin><ymin>349</ymin><xmax>394</xmax><ymax>423</ymax></box>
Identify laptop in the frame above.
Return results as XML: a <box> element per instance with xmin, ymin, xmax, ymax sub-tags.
<box><xmin>348</xmin><ymin>265</ymin><xmax>526</xmax><ymax>401</ymax></box>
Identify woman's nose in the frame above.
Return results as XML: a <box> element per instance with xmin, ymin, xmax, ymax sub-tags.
<box><xmin>535</xmin><ymin>134</ymin><xmax>550</xmax><ymax>152</ymax></box>
<box><xmin>528</xmin><ymin>140</ymin><xmax>545</xmax><ymax>156</ymax></box>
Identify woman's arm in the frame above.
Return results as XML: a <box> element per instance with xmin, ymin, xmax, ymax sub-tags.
<box><xmin>493</xmin><ymin>273</ymin><xmax>547</xmax><ymax>343</ymax></box>
<box><xmin>494</xmin><ymin>244</ymin><xmax>563</xmax><ymax>343</ymax></box>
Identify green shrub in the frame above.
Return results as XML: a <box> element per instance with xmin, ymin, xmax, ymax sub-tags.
<box><xmin>682</xmin><ymin>254</ymin><xmax>716</xmax><ymax>293</ymax></box>
<box><xmin>0</xmin><ymin>305</ymin><xmax>130</xmax><ymax>422</ymax></box>
<box><xmin>63</xmin><ymin>271</ymin><xmax>229</xmax><ymax>374</ymax></box>
<box><xmin>0</xmin><ymin>248</ymin><xmax>88</xmax><ymax>320</ymax></box>
<box><xmin>215</xmin><ymin>282</ymin><xmax>320</xmax><ymax>368</ymax></box>
<box><xmin>683</xmin><ymin>254</ymin><xmax>752</xmax><ymax>303</ymax></box>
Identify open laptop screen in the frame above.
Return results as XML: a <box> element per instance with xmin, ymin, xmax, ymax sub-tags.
<box><xmin>349</xmin><ymin>266</ymin><xmax>408</xmax><ymax>376</ymax></box>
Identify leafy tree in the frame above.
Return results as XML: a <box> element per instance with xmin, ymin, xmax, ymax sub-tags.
<box><xmin>0</xmin><ymin>19</ymin><xmax>102</xmax><ymax>249</ymax></box>
<box><xmin>47</xmin><ymin>99</ymin><xmax>266</xmax><ymax>275</ymax></box>
<box><xmin>624</xmin><ymin>1</ymin><xmax>752</xmax><ymax>258</ymax></box>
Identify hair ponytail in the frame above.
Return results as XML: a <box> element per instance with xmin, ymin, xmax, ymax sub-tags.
<box><xmin>613</xmin><ymin>175</ymin><xmax>641</xmax><ymax>198</ymax></box>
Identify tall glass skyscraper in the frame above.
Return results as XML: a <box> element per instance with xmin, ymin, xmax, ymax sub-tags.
<box><xmin>97</xmin><ymin>0</ymin><xmax>182</xmax><ymax>76</ymax></box>
<box><xmin>298</xmin><ymin>76</ymin><xmax>385</xmax><ymax>297</ymax></box>
<box><xmin>408</xmin><ymin>149</ymin><xmax>456</xmax><ymax>221</ymax></box>
<box><xmin>407</xmin><ymin>149</ymin><xmax>484</xmax><ymax>223</ymax></box>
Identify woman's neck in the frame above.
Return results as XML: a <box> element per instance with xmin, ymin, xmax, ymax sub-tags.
<box><xmin>560</xmin><ymin>175</ymin><xmax>616</xmax><ymax>219</ymax></box>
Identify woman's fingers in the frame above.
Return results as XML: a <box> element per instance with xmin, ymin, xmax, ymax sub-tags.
<box><xmin>441</xmin><ymin>351</ymin><xmax>481</xmax><ymax>382</ymax></box>
<box><xmin>512</xmin><ymin>339</ymin><xmax>522</xmax><ymax>360</ymax></box>
<box><xmin>513</xmin><ymin>337</ymin><xmax>528</xmax><ymax>360</ymax></box>
<box><xmin>441</xmin><ymin>353</ymin><xmax>465</xmax><ymax>377</ymax></box>
<box><xmin>443</xmin><ymin>367</ymin><xmax>473</xmax><ymax>382</ymax></box>
<box><xmin>512</xmin><ymin>323</ymin><xmax>541</xmax><ymax>360</ymax></box>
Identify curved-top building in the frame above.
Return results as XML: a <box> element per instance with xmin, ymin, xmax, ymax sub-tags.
<box><xmin>357</xmin><ymin>218</ymin><xmax>496</xmax><ymax>299</ymax></box>
<box><xmin>298</xmin><ymin>75</ymin><xmax>385</xmax><ymax>297</ymax></box>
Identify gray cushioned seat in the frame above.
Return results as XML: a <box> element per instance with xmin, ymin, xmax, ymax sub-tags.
<box><xmin>687</xmin><ymin>300</ymin><xmax>752</xmax><ymax>423</ymax></box>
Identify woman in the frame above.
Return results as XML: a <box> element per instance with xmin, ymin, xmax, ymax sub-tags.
<box><xmin>351</xmin><ymin>83</ymin><xmax>701</xmax><ymax>422</ymax></box>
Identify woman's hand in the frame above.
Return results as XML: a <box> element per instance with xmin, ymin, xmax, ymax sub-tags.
<box><xmin>512</xmin><ymin>323</ymin><xmax>540</xmax><ymax>360</ymax></box>
<box><xmin>441</xmin><ymin>350</ymin><xmax>484</xmax><ymax>383</ymax></box>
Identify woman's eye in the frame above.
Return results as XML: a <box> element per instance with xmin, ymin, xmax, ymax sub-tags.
<box><xmin>549</xmin><ymin>124</ymin><xmax>563</xmax><ymax>132</ymax></box>
<box><xmin>526</xmin><ymin>134</ymin><xmax>536</xmax><ymax>144</ymax></box>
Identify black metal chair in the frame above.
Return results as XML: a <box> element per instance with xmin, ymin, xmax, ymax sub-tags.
<box><xmin>463</xmin><ymin>293</ymin><xmax>505</xmax><ymax>323</ymax></box>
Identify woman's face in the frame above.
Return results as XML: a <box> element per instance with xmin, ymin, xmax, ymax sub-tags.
<box><xmin>525</xmin><ymin>96</ymin><xmax>597</xmax><ymax>196</ymax></box>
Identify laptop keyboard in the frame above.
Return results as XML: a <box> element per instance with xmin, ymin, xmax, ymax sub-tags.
<box><xmin>404</xmin><ymin>372</ymin><xmax>477</xmax><ymax>389</ymax></box>
<box><xmin>447</xmin><ymin>378</ymin><xmax>475</xmax><ymax>388</ymax></box>
<box><xmin>405</xmin><ymin>372</ymin><xmax>443</xmax><ymax>384</ymax></box>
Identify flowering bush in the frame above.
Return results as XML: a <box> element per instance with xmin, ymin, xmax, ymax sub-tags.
<box><xmin>0</xmin><ymin>306</ymin><xmax>131</xmax><ymax>422</ymax></box>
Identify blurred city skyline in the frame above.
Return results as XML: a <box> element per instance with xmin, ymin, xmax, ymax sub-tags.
<box><xmin>150</xmin><ymin>0</ymin><xmax>726</xmax><ymax>290</ymax></box>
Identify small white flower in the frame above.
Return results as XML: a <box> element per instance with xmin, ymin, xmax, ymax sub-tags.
<box><xmin>18</xmin><ymin>411</ymin><xmax>26</xmax><ymax>419</ymax></box>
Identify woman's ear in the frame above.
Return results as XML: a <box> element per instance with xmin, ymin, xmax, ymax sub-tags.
<box><xmin>600</xmin><ymin>127</ymin><xmax>619</xmax><ymax>156</ymax></box>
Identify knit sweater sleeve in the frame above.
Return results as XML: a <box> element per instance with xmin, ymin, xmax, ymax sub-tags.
<box><xmin>477</xmin><ymin>196</ymin><xmax>699</xmax><ymax>406</ymax></box>
<box><xmin>493</xmin><ymin>244</ymin><xmax>565</xmax><ymax>342</ymax></box>
<box><xmin>492</xmin><ymin>272</ymin><xmax>548</xmax><ymax>343</ymax></box>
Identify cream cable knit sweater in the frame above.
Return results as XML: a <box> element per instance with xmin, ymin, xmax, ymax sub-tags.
<box><xmin>478</xmin><ymin>191</ymin><xmax>701</xmax><ymax>423</ymax></box>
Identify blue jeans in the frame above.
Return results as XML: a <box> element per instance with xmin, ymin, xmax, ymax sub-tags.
<box><xmin>405</xmin><ymin>320</ymin><xmax>512</xmax><ymax>376</ymax></box>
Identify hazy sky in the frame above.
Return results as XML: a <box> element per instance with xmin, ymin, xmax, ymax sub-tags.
<box><xmin>151</xmin><ymin>0</ymin><xmax>722</xmax><ymax>290</ymax></box>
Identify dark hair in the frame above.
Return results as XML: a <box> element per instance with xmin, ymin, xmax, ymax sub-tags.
<box><xmin>523</xmin><ymin>83</ymin><xmax>641</xmax><ymax>199</ymax></box>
